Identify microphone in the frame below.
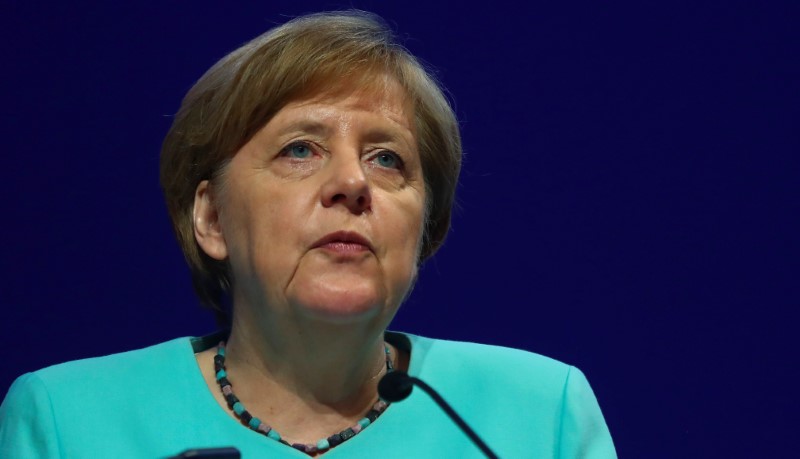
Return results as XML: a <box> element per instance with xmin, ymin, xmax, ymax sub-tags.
<box><xmin>378</xmin><ymin>371</ymin><xmax>499</xmax><ymax>459</ymax></box>
<box><xmin>377</xmin><ymin>370</ymin><xmax>414</xmax><ymax>402</ymax></box>
<box><xmin>168</xmin><ymin>447</ymin><xmax>241</xmax><ymax>459</ymax></box>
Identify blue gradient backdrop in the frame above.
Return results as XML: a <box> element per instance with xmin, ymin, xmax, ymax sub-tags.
<box><xmin>3</xmin><ymin>1</ymin><xmax>797</xmax><ymax>457</ymax></box>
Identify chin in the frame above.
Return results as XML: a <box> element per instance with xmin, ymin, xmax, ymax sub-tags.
<box><xmin>286</xmin><ymin>266</ymin><xmax>396</xmax><ymax>324</ymax></box>
<box><xmin>293</xmin><ymin>286</ymin><xmax>387</xmax><ymax>324</ymax></box>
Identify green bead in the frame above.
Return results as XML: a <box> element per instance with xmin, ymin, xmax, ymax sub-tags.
<box><xmin>358</xmin><ymin>418</ymin><xmax>371</xmax><ymax>428</ymax></box>
<box><xmin>317</xmin><ymin>438</ymin><xmax>330</xmax><ymax>450</ymax></box>
<box><xmin>267</xmin><ymin>429</ymin><xmax>281</xmax><ymax>441</ymax></box>
<box><xmin>233</xmin><ymin>402</ymin><xmax>244</xmax><ymax>415</ymax></box>
<box><xmin>248</xmin><ymin>417</ymin><xmax>261</xmax><ymax>429</ymax></box>
<box><xmin>215</xmin><ymin>369</ymin><xmax>226</xmax><ymax>380</ymax></box>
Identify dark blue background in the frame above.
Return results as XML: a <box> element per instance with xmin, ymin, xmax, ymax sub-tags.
<box><xmin>3</xmin><ymin>1</ymin><xmax>797</xmax><ymax>457</ymax></box>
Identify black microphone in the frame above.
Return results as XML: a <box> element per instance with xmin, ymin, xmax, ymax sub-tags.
<box><xmin>378</xmin><ymin>371</ymin><xmax>499</xmax><ymax>459</ymax></box>
<box><xmin>168</xmin><ymin>447</ymin><xmax>241</xmax><ymax>459</ymax></box>
<box><xmin>377</xmin><ymin>370</ymin><xmax>414</xmax><ymax>402</ymax></box>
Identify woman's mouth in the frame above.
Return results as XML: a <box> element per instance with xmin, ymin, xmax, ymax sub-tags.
<box><xmin>312</xmin><ymin>231</ymin><xmax>374</xmax><ymax>254</ymax></box>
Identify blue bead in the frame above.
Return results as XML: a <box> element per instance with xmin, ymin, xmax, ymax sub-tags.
<box><xmin>215</xmin><ymin>369</ymin><xmax>226</xmax><ymax>380</ymax></box>
<box><xmin>267</xmin><ymin>429</ymin><xmax>281</xmax><ymax>441</ymax></box>
<box><xmin>248</xmin><ymin>417</ymin><xmax>261</xmax><ymax>429</ymax></box>
<box><xmin>233</xmin><ymin>402</ymin><xmax>244</xmax><ymax>415</ymax></box>
<box><xmin>317</xmin><ymin>438</ymin><xmax>330</xmax><ymax>450</ymax></box>
<box><xmin>358</xmin><ymin>417</ymin><xmax>371</xmax><ymax>428</ymax></box>
<box><xmin>218</xmin><ymin>347</ymin><xmax>226</xmax><ymax>357</ymax></box>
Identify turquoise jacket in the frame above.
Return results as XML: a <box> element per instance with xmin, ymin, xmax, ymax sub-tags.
<box><xmin>1</xmin><ymin>332</ymin><xmax>616</xmax><ymax>458</ymax></box>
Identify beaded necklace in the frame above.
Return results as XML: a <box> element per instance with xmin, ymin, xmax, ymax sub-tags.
<box><xmin>214</xmin><ymin>341</ymin><xmax>393</xmax><ymax>455</ymax></box>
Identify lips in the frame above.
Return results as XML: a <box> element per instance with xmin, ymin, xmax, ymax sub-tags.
<box><xmin>312</xmin><ymin>231</ymin><xmax>374</xmax><ymax>253</ymax></box>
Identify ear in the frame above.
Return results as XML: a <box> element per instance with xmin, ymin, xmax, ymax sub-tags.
<box><xmin>193</xmin><ymin>180</ymin><xmax>228</xmax><ymax>261</ymax></box>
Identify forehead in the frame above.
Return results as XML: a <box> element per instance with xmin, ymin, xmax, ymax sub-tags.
<box><xmin>280</xmin><ymin>74</ymin><xmax>416</xmax><ymax>134</ymax></box>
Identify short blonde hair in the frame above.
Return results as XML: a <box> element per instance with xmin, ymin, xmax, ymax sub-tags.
<box><xmin>160</xmin><ymin>11</ymin><xmax>462</xmax><ymax>317</ymax></box>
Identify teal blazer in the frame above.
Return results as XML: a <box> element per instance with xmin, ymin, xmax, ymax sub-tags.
<box><xmin>0</xmin><ymin>332</ymin><xmax>616</xmax><ymax>458</ymax></box>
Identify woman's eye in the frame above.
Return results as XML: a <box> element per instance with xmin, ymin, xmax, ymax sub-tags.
<box><xmin>371</xmin><ymin>151</ymin><xmax>403</xmax><ymax>170</ymax></box>
<box><xmin>282</xmin><ymin>143</ymin><xmax>312</xmax><ymax>158</ymax></box>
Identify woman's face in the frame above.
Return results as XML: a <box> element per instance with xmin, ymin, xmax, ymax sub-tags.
<box><xmin>195</xmin><ymin>76</ymin><xmax>426</xmax><ymax>325</ymax></box>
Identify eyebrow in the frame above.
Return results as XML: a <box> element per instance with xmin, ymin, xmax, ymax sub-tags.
<box><xmin>361</xmin><ymin>128</ymin><xmax>415</xmax><ymax>151</ymax></box>
<box><xmin>277</xmin><ymin>119</ymin><xmax>414</xmax><ymax>150</ymax></box>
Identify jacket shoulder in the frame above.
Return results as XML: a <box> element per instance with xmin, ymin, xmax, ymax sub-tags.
<box><xmin>30</xmin><ymin>337</ymin><xmax>192</xmax><ymax>397</ymax></box>
<box><xmin>405</xmin><ymin>333</ymin><xmax>573</xmax><ymax>395</ymax></box>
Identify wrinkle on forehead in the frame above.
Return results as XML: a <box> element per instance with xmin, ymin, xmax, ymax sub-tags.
<box><xmin>286</xmin><ymin>73</ymin><xmax>416</xmax><ymax>136</ymax></box>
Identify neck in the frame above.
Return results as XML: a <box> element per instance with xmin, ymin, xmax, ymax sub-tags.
<box><xmin>224</xmin><ymin>299</ymin><xmax>391</xmax><ymax>410</ymax></box>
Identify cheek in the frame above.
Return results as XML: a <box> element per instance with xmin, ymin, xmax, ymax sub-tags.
<box><xmin>222</xmin><ymin>186</ymin><xmax>308</xmax><ymax>282</ymax></box>
<box><xmin>382</xmin><ymin>194</ymin><xmax>426</xmax><ymax>267</ymax></box>
<box><xmin>253</xmin><ymin>193</ymin><xmax>313</xmax><ymax>262</ymax></box>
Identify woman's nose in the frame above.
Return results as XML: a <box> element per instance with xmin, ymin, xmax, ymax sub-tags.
<box><xmin>320</xmin><ymin>154</ymin><xmax>372</xmax><ymax>214</ymax></box>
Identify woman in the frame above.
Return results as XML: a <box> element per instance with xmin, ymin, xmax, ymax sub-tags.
<box><xmin>0</xmin><ymin>11</ymin><xmax>615</xmax><ymax>458</ymax></box>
